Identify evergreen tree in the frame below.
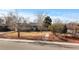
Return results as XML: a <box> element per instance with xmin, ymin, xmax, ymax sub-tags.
<box><xmin>43</xmin><ymin>16</ymin><xmax>52</xmax><ymax>28</ymax></box>
<box><xmin>62</xmin><ymin>24</ymin><xmax>67</xmax><ymax>33</ymax></box>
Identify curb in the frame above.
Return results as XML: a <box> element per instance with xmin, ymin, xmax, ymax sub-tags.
<box><xmin>0</xmin><ymin>38</ymin><xmax>79</xmax><ymax>46</ymax></box>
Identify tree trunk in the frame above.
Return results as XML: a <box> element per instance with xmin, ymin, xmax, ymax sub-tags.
<box><xmin>17</xmin><ymin>26</ymin><xmax>20</xmax><ymax>38</ymax></box>
<box><xmin>17</xmin><ymin>31</ymin><xmax>20</xmax><ymax>38</ymax></box>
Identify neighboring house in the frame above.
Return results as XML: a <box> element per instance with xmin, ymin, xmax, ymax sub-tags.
<box><xmin>18</xmin><ymin>23</ymin><xmax>48</xmax><ymax>31</ymax></box>
<box><xmin>18</xmin><ymin>23</ymin><xmax>38</xmax><ymax>31</ymax></box>
<box><xmin>0</xmin><ymin>24</ymin><xmax>11</xmax><ymax>31</ymax></box>
<box><xmin>0</xmin><ymin>21</ymin><xmax>48</xmax><ymax>32</ymax></box>
<box><xmin>66</xmin><ymin>23</ymin><xmax>79</xmax><ymax>35</ymax></box>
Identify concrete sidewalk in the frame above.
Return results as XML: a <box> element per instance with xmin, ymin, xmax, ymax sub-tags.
<box><xmin>0</xmin><ymin>38</ymin><xmax>79</xmax><ymax>46</ymax></box>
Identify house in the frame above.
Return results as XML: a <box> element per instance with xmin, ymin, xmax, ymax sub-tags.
<box><xmin>66</xmin><ymin>23</ymin><xmax>79</xmax><ymax>36</ymax></box>
<box><xmin>0</xmin><ymin>24</ymin><xmax>11</xmax><ymax>31</ymax></box>
<box><xmin>18</xmin><ymin>23</ymin><xmax>38</xmax><ymax>31</ymax></box>
<box><xmin>18</xmin><ymin>23</ymin><xmax>48</xmax><ymax>31</ymax></box>
<box><xmin>0</xmin><ymin>22</ymin><xmax>48</xmax><ymax>32</ymax></box>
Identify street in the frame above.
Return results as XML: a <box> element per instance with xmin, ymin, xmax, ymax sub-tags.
<box><xmin>0</xmin><ymin>39</ymin><xmax>79</xmax><ymax>50</ymax></box>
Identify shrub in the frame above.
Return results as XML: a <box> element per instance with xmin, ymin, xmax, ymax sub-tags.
<box><xmin>48</xmin><ymin>23</ymin><xmax>67</xmax><ymax>33</ymax></box>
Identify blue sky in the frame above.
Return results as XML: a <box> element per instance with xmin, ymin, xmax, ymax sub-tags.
<box><xmin>16</xmin><ymin>9</ymin><xmax>79</xmax><ymax>23</ymax></box>
<box><xmin>16</xmin><ymin>9</ymin><xmax>79</xmax><ymax>16</ymax></box>
<box><xmin>0</xmin><ymin>9</ymin><xmax>79</xmax><ymax>23</ymax></box>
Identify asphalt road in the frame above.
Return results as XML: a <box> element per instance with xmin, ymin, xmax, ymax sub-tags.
<box><xmin>0</xmin><ymin>40</ymin><xmax>79</xmax><ymax>50</ymax></box>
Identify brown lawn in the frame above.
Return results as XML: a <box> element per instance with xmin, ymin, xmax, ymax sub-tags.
<box><xmin>1</xmin><ymin>31</ymin><xmax>79</xmax><ymax>43</ymax></box>
<box><xmin>1</xmin><ymin>31</ymin><xmax>62</xmax><ymax>41</ymax></box>
<box><xmin>3</xmin><ymin>31</ymin><xmax>50</xmax><ymax>40</ymax></box>
<box><xmin>5</xmin><ymin>31</ymin><xmax>49</xmax><ymax>37</ymax></box>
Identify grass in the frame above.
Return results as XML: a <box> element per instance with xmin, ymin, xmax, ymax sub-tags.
<box><xmin>3</xmin><ymin>31</ymin><xmax>52</xmax><ymax>40</ymax></box>
<box><xmin>6</xmin><ymin>31</ymin><xmax>51</xmax><ymax>36</ymax></box>
<box><xmin>1</xmin><ymin>31</ymin><xmax>79</xmax><ymax>43</ymax></box>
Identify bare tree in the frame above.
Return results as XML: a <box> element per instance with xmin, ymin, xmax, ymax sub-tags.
<box><xmin>53</xmin><ymin>18</ymin><xmax>63</xmax><ymax>24</ymax></box>
<box><xmin>34</xmin><ymin>11</ymin><xmax>48</xmax><ymax>41</ymax></box>
<box><xmin>4</xmin><ymin>12</ymin><xmax>17</xmax><ymax>31</ymax></box>
<box><xmin>48</xmin><ymin>18</ymin><xmax>65</xmax><ymax>33</ymax></box>
<box><xmin>15</xmin><ymin>15</ymin><xmax>28</xmax><ymax>38</ymax></box>
<box><xmin>35</xmin><ymin>14</ymin><xmax>47</xmax><ymax>31</ymax></box>
<box><xmin>3</xmin><ymin>11</ymin><xmax>23</xmax><ymax>38</ymax></box>
<box><xmin>0</xmin><ymin>18</ymin><xmax>4</xmax><ymax>25</ymax></box>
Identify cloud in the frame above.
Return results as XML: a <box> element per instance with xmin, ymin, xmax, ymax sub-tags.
<box><xmin>0</xmin><ymin>10</ymin><xmax>8</xmax><ymax>16</ymax></box>
<box><xmin>50</xmin><ymin>13</ymin><xmax>79</xmax><ymax>23</ymax></box>
<box><xmin>0</xmin><ymin>9</ymin><xmax>79</xmax><ymax>23</ymax></box>
<box><xmin>18</xmin><ymin>12</ymin><xmax>37</xmax><ymax>22</ymax></box>
<box><xmin>60</xmin><ymin>13</ymin><xmax>79</xmax><ymax>23</ymax></box>
<box><xmin>0</xmin><ymin>9</ymin><xmax>16</xmax><ymax>17</ymax></box>
<box><xmin>20</xmin><ymin>12</ymin><xmax>79</xmax><ymax>23</ymax></box>
<box><xmin>0</xmin><ymin>9</ymin><xmax>37</xmax><ymax>22</ymax></box>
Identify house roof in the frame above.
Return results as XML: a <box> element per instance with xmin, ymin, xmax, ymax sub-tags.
<box><xmin>66</xmin><ymin>23</ymin><xmax>79</xmax><ymax>30</ymax></box>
